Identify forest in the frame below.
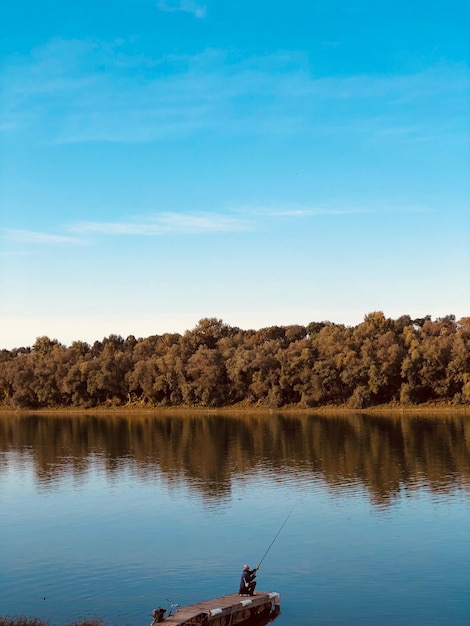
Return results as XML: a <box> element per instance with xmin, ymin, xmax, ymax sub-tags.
<box><xmin>0</xmin><ymin>312</ymin><xmax>469</xmax><ymax>410</ymax></box>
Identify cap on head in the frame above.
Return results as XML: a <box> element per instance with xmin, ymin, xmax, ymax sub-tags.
<box><xmin>243</xmin><ymin>565</ymin><xmax>249</xmax><ymax>570</ymax></box>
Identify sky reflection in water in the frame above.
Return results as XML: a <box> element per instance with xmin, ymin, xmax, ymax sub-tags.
<box><xmin>1</xmin><ymin>412</ymin><xmax>469</xmax><ymax>625</ymax></box>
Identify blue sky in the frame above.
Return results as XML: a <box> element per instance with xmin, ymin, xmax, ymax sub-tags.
<box><xmin>1</xmin><ymin>0</ymin><xmax>469</xmax><ymax>349</ymax></box>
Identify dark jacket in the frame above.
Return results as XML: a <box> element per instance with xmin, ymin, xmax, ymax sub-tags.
<box><xmin>239</xmin><ymin>568</ymin><xmax>257</xmax><ymax>593</ymax></box>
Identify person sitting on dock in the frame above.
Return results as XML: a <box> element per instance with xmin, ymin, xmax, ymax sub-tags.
<box><xmin>239</xmin><ymin>564</ymin><xmax>258</xmax><ymax>596</ymax></box>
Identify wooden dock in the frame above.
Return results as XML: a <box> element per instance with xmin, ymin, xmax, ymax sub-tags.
<box><xmin>151</xmin><ymin>591</ymin><xmax>280</xmax><ymax>626</ymax></box>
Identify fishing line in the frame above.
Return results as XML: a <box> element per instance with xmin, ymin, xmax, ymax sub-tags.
<box><xmin>256</xmin><ymin>503</ymin><xmax>297</xmax><ymax>569</ymax></box>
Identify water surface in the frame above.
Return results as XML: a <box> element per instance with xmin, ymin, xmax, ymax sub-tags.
<box><xmin>1</xmin><ymin>412</ymin><xmax>469</xmax><ymax>625</ymax></box>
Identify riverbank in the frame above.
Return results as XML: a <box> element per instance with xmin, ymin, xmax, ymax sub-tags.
<box><xmin>0</xmin><ymin>400</ymin><xmax>468</xmax><ymax>416</ymax></box>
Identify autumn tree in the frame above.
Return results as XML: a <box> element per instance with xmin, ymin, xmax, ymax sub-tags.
<box><xmin>0</xmin><ymin>314</ymin><xmax>468</xmax><ymax>409</ymax></box>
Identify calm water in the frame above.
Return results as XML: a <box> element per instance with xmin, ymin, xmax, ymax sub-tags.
<box><xmin>1</xmin><ymin>412</ymin><xmax>469</xmax><ymax>626</ymax></box>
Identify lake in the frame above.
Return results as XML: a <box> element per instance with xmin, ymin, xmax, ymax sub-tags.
<box><xmin>1</xmin><ymin>411</ymin><xmax>469</xmax><ymax>626</ymax></box>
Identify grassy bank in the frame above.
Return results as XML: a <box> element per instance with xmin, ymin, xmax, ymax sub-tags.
<box><xmin>0</xmin><ymin>400</ymin><xmax>468</xmax><ymax>416</ymax></box>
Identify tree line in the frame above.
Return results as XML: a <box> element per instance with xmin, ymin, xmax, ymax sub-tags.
<box><xmin>0</xmin><ymin>312</ymin><xmax>469</xmax><ymax>409</ymax></box>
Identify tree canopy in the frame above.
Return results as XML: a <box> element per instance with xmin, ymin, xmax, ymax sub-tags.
<box><xmin>1</xmin><ymin>314</ymin><xmax>469</xmax><ymax>409</ymax></box>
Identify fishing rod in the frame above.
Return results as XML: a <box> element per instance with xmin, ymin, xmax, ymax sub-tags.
<box><xmin>256</xmin><ymin>504</ymin><xmax>296</xmax><ymax>569</ymax></box>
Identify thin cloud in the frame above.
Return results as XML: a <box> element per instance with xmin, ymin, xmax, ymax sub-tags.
<box><xmin>2</xmin><ymin>206</ymin><xmax>433</xmax><ymax>249</ymax></box>
<box><xmin>69</xmin><ymin>211</ymin><xmax>253</xmax><ymax>236</ymax></box>
<box><xmin>157</xmin><ymin>0</ymin><xmax>207</xmax><ymax>18</ymax></box>
<box><xmin>67</xmin><ymin>205</ymin><xmax>434</xmax><ymax>241</ymax></box>
<box><xmin>262</xmin><ymin>208</ymin><xmax>370</xmax><ymax>217</ymax></box>
<box><xmin>1</xmin><ymin>39</ymin><xmax>467</xmax><ymax>144</ymax></box>
<box><xmin>3</xmin><ymin>228</ymin><xmax>84</xmax><ymax>245</ymax></box>
<box><xmin>242</xmin><ymin>204</ymin><xmax>433</xmax><ymax>218</ymax></box>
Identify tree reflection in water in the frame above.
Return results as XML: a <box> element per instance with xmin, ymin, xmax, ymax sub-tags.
<box><xmin>0</xmin><ymin>412</ymin><xmax>469</xmax><ymax>507</ymax></box>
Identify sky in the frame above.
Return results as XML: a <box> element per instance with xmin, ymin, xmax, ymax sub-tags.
<box><xmin>1</xmin><ymin>0</ymin><xmax>469</xmax><ymax>349</ymax></box>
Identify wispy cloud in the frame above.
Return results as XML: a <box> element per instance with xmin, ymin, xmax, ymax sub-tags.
<box><xmin>242</xmin><ymin>204</ymin><xmax>434</xmax><ymax>218</ymax></box>
<box><xmin>2</xmin><ymin>204</ymin><xmax>432</xmax><ymax>248</ymax></box>
<box><xmin>1</xmin><ymin>39</ymin><xmax>467</xmax><ymax>144</ymax></box>
<box><xmin>3</xmin><ymin>228</ymin><xmax>85</xmax><ymax>245</ymax></box>
<box><xmin>258</xmin><ymin>207</ymin><xmax>370</xmax><ymax>217</ymax></box>
<box><xmin>68</xmin><ymin>206</ymin><xmax>384</xmax><ymax>239</ymax></box>
<box><xmin>69</xmin><ymin>211</ymin><xmax>252</xmax><ymax>236</ymax></box>
<box><xmin>157</xmin><ymin>0</ymin><xmax>207</xmax><ymax>18</ymax></box>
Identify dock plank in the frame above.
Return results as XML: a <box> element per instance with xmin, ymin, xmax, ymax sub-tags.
<box><xmin>158</xmin><ymin>592</ymin><xmax>276</xmax><ymax>625</ymax></box>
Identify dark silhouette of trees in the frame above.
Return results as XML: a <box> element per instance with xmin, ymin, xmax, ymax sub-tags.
<box><xmin>0</xmin><ymin>313</ymin><xmax>469</xmax><ymax>409</ymax></box>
